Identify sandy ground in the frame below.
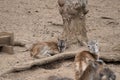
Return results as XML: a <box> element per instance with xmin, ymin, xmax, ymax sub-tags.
<box><xmin>0</xmin><ymin>0</ymin><xmax>120</xmax><ymax>80</ymax></box>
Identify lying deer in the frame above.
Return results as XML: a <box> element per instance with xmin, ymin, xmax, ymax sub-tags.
<box><xmin>74</xmin><ymin>40</ymin><xmax>116</xmax><ymax>80</ymax></box>
<box><xmin>79</xmin><ymin>60</ymin><xmax>116</xmax><ymax>80</ymax></box>
<box><xmin>30</xmin><ymin>38</ymin><xmax>67</xmax><ymax>58</ymax></box>
<box><xmin>74</xmin><ymin>50</ymin><xmax>97</xmax><ymax>80</ymax></box>
<box><xmin>74</xmin><ymin>40</ymin><xmax>101</xmax><ymax>80</ymax></box>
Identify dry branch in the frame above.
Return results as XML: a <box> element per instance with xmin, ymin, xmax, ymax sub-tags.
<box><xmin>0</xmin><ymin>47</ymin><xmax>120</xmax><ymax>76</ymax></box>
<box><xmin>1</xmin><ymin>53</ymin><xmax>74</xmax><ymax>76</ymax></box>
<box><xmin>0</xmin><ymin>47</ymin><xmax>87</xmax><ymax>76</ymax></box>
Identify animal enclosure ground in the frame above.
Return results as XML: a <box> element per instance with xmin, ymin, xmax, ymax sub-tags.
<box><xmin>0</xmin><ymin>0</ymin><xmax>120</xmax><ymax>80</ymax></box>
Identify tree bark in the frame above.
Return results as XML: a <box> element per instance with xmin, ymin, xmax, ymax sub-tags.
<box><xmin>58</xmin><ymin>0</ymin><xmax>88</xmax><ymax>47</ymax></box>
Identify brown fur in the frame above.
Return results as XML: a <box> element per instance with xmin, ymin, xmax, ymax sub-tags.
<box><xmin>30</xmin><ymin>41</ymin><xmax>59</xmax><ymax>58</ymax></box>
<box><xmin>79</xmin><ymin>61</ymin><xmax>116</xmax><ymax>80</ymax></box>
<box><xmin>74</xmin><ymin>51</ymin><xmax>98</xmax><ymax>80</ymax></box>
<box><xmin>79</xmin><ymin>61</ymin><xmax>103</xmax><ymax>80</ymax></box>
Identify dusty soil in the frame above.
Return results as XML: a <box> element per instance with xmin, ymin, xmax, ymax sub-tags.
<box><xmin>0</xmin><ymin>0</ymin><xmax>120</xmax><ymax>80</ymax></box>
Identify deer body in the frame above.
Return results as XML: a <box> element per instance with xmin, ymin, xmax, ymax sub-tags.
<box><xmin>79</xmin><ymin>61</ymin><xmax>116</xmax><ymax>80</ymax></box>
<box><xmin>75</xmin><ymin>40</ymin><xmax>101</xmax><ymax>80</ymax></box>
<box><xmin>74</xmin><ymin>51</ymin><xmax>97</xmax><ymax>80</ymax></box>
<box><xmin>30</xmin><ymin>42</ymin><xmax>58</xmax><ymax>58</ymax></box>
<box><xmin>30</xmin><ymin>39</ymin><xmax>67</xmax><ymax>58</ymax></box>
<box><xmin>75</xmin><ymin>40</ymin><xmax>116</xmax><ymax>80</ymax></box>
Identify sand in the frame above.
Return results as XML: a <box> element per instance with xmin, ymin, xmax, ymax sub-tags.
<box><xmin>0</xmin><ymin>0</ymin><xmax>120</xmax><ymax>80</ymax></box>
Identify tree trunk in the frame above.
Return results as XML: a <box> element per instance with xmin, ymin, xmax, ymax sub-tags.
<box><xmin>58</xmin><ymin>0</ymin><xmax>88</xmax><ymax>47</ymax></box>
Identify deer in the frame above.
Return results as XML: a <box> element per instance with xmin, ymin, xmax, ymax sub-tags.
<box><xmin>74</xmin><ymin>40</ymin><xmax>102</xmax><ymax>80</ymax></box>
<box><xmin>30</xmin><ymin>38</ymin><xmax>67</xmax><ymax>58</ymax></box>
<box><xmin>79</xmin><ymin>60</ymin><xmax>116</xmax><ymax>80</ymax></box>
<box><xmin>74</xmin><ymin>50</ymin><xmax>97</xmax><ymax>80</ymax></box>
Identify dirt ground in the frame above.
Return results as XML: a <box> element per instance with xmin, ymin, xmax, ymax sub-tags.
<box><xmin>0</xmin><ymin>0</ymin><xmax>120</xmax><ymax>80</ymax></box>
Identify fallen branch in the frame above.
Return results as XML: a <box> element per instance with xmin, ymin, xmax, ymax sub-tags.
<box><xmin>1</xmin><ymin>47</ymin><xmax>120</xmax><ymax>76</ymax></box>
<box><xmin>0</xmin><ymin>48</ymin><xmax>86</xmax><ymax>76</ymax></box>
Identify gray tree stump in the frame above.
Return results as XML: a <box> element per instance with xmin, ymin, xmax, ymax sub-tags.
<box><xmin>58</xmin><ymin>0</ymin><xmax>89</xmax><ymax>47</ymax></box>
